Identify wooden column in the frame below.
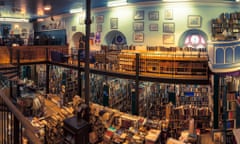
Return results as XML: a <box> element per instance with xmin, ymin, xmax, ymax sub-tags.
<box><xmin>213</xmin><ymin>74</ymin><xmax>219</xmax><ymax>129</ymax></box>
<box><xmin>78</xmin><ymin>49</ymin><xmax>82</xmax><ymax>97</ymax></box>
<box><xmin>84</xmin><ymin>0</ymin><xmax>91</xmax><ymax>122</ymax></box>
<box><xmin>46</xmin><ymin>48</ymin><xmax>50</xmax><ymax>94</ymax></box>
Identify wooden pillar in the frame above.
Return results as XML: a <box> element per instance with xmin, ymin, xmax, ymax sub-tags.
<box><xmin>213</xmin><ymin>75</ymin><xmax>219</xmax><ymax>129</ymax></box>
<box><xmin>84</xmin><ymin>0</ymin><xmax>91</xmax><ymax>123</ymax></box>
<box><xmin>46</xmin><ymin>48</ymin><xmax>50</xmax><ymax>94</ymax></box>
<box><xmin>223</xmin><ymin>79</ymin><xmax>227</xmax><ymax>144</ymax></box>
<box><xmin>78</xmin><ymin>49</ymin><xmax>82</xmax><ymax>97</ymax></box>
<box><xmin>16</xmin><ymin>50</ymin><xmax>20</xmax><ymax>98</ymax></box>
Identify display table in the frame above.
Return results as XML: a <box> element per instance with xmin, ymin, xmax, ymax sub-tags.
<box><xmin>145</xmin><ymin>129</ymin><xmax>161</xmax><ymax>144</ymax></box>
<box><xmin>63</xmin><ymin>116</ymin><xmax>90</xmax><ymax>144</ymax></box>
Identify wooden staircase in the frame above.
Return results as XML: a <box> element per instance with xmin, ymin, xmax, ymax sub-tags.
<box><xmin>0</xmin><ymin>64</ymin><xmax>19</xmax><ymax>82</ymax></box>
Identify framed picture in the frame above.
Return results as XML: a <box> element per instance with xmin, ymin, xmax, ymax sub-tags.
<box><xmin>134</xmin><ymin>10</ymin><xmax>144</xmax><ymax>20</ymax></box>
<box><xmin>213</xmin><ymin>131</ymin><xmax>223</xmax><ymax>143</ymax></box>
<box><xmin>72</xmin><ymin>26</ymin><xmax>76</xmax><ymax>31</ymax></box>
<box><xmin>149</xmin><ymin>23</ymin><xmax>158</xmax><ymax>31</ymax></box>
<box><xmin>133</xmin><ymin>22</ymin><xmax>144</xmax><ymax>31</ymax></box>
<box><xmin>97</xmin><ymin>24</ymin><xmax>102</xmax><ymax>32</ymax></box>
<box><xmin>188</xmin><ymin>15</ymin><xmax>201</xmax><ymax>28</ymax></box>
<box><xmin>164</xmin><ymin>9</ymin><xmax>173</xmax><ymax>20</ymax></box>
<box><xmin>163</xmin><ymin>34</ymin><xmax>174</xmax><ymax>44</ymax></box>
<box><xmin>133</xmin><ymin>32</ymin><xmax>144</xmax><ymax>42</ymax></box>
<box><xmin>163</xmin><ymin>22</ymin><xmax>175</xmax><ymax>33</ymax></box>
<box><xmin>96</xmin><ymin>15</ymin><xmax>104</xmax><ymax>23</ymax></box>
<box><xmin>110</xmin><ymin>18</ymin><xmax>118</xmax><ymax>29</ymax></box>
<box><xmin>148</xmin><ymin>11</ymin><xmax>159</xmax><ymax>21</ymax></box>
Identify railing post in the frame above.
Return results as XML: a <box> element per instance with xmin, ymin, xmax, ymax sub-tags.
<box><xmin>9</xmin><ymin>46</ymin><xmax>13</xmax><ymax>64</ymax></box>
<box><xmin>14</xmin><ymin>116</ymin><xmax>20</xmax><ymax>144</ymax></box>
<box><xmin>46</xmin><ymin>47</ymin><xmax>49</xmax><ymax>61</ymax></box>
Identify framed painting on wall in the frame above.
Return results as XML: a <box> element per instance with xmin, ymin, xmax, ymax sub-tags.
<box><xmin>110</xmin><ymin>18</ymin><xmax>118</xmax><ymax>29</ymax></box>
<box><xmin>148</xmin><ymin>11</ymin><xmax>159</xmax><ymax>21</ymax></box>
<box><xmin>96</xmin><ymin>15</ymin><xmax>104</xmax><ymax>23</ymax></box>
<box><xmin>163</xmin><ymin>22</ymin><xmax>175</xmax><ymax>33</ymax></box>
<box><xmin>163</xmin><ymin>34</ymin><xmax>174</xmax><ymax>44</ymax></box>
<box><xmin>72</xmin><ymin>26</ymin><xmax>76</xmax><ymax>32</ymax></box>
<box><xmin>134</xmin><ymin>10</ymin><xmax>144</xmax><ymax>20</ymax></box>
<box><xmin>133</xmin><ymin>32</ymin><xmax>144</xmax><ymax>42</ymax></box>
<box><xmin>133</xmin><ymin>22</ymin><xmax>144</xmax><ymax>31</ymax></box>
<box><xmin>164</xmin><ymin>9</ymin><xmax>173</xmax><ymax>20</ymax></box>
<box><xmin>188</xmin><ymin>15</ymin><xmax>201</xmax><ymax>28</ymax></box>
<box><xmin>149</xmin><ymin>23</ymin><xmax>158</xmax><ymax>31</ymax></box>
<box><xmin>97</xmin><ymin>24</ymin><xmax>102</xmax><ymax>32</ymax></box>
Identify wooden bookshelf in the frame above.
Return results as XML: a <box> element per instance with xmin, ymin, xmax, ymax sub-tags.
<box><xmin>118</xmin><ymin>50</ymin><xmax>208</xmax><ymax>80</ymax></box>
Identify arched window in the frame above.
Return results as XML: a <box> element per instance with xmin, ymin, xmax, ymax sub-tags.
<box><xmin>184</xmin><ymin>34</ymin><xmax>206</xmax><ymax>49</ymax></box>
<box><xmin>179</xmin><ymin>29</ymin><xmax>208</xmax><ymax>50</ymax></box>
<box><xmin>225</xmin><ymin>47</ymin><xmax>233</xmax><ymax>64</ymax></box>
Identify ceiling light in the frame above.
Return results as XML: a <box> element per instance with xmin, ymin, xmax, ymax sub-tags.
<box><xmin>44</xmin><ymin>5</ymin><xmax>51</xmax><ymax>11</ymax></box>
<box><xmin>70</xmin><ymin>8</ymin><xmax>83</xmax><ymax>14</ymax></box>
<box><xmin>0</xmin><ymin>17</ymin><xmax>29</xmax><ymax>22</ymax></box>
<box><xmin>107</xmin><ymin>0</ymin><xmax>128</xmax><ymax>7</ymax></box>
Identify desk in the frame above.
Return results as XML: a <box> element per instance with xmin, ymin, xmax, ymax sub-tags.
<box><xmin>63</xmin><ymin>116</ymin><xmax>90</xmax><ymax>144</ymax></box>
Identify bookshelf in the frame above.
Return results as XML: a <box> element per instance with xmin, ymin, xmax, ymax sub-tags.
<box><xmin>178</xmin><ymin>85</ymin><xmax>209</xmax><ymax>107</ymax></box>
<box><xmin>62</xmin><ymin>69</ymin><xmax>78</xmax><ymax>104</ymax></box>
<box><xmin>118</xmin><ymin>49</ymin><xmax>208</xmax><ymax>80</ymax></box>
<box><xmin>211</xmin><ymin>12</ymin><xmax>240</xmax><ymax>41</ymax></box>
<box><xmin>226</xmin><ymin>92</ymin><xmax>237</xmax><ymax>130</ymax></box>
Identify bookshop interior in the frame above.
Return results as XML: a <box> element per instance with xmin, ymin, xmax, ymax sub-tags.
<box><xmin>1</xmin><ymin>0</ymin><xmax>240</xmax><ymax>144</ymax></box>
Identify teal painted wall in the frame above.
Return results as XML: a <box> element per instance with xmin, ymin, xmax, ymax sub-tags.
<box><xmin>36</xmin><ymin>1</ymin><xmax>240</xmax><ymax>50</ymax></box>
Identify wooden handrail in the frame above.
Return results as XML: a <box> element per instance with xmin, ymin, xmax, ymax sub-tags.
<box><xmin>0</xmin><ymin>90</ymin><xmax>42</xmax><ymax>144</ymax></box>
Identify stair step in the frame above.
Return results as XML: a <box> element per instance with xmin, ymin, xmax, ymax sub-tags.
<box><xmin>2</xmin><ymin>73</ymin><xmax>18</xmax><ymax>79</ymax></box>
<box><xmin>0</xmin><ymin>64</ymin><xmax>18</xmax><ymax>70</ymax></box>
<box><xmin>9</xmin><ymin>75</ymin><xmax>19</xmax><ymax>82</ymax></box>
<box><xmin>0</xmin><ymin>69</ymin><xmax>18</xmax><ymax>75</ymax></box>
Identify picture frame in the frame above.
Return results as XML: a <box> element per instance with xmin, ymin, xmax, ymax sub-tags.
<box><xmin>163</xmin><ymin>34</ymin><xmax>174</xmax><ymax>44</ymax></box>
<box><xmin>72</xmin><ymin>26</ymin><xmax>76</xmax><ymax>32</ymax></box>
<box><xmin>164</xmin><ymin>9</ymin><xmax>173</xmax><ymax>20</ymax></box>
<box><xmin>163</xmin><ymin>22</ymin><xmax>175</xmax><ymax>33</ymax></box>
<box><xmin>97</xmin><ymin>24</ymin><xmax>102</xmax><ymax>32</ymax></box>
<box><xmin>133</xmin><ymin>32</ymin><xmax>144</xmax><ymax>42</ymax></box>
<box><xmin>134</xmin><ymin>10</ymin><xmax>144</xmax><ymax>20</ymax></box>
<box><xmin>110</xmin><ymin>18</ymin><xmax>118</xmax><ymax>29</ymax></box>
<box><xmin>148</xmin><ymin>11</ymin><xmax>159</xmax><ymax>21</ymax></box>
<box><xmin>133</xmin><ymin>22</ymin><xmax>144</xmax><ymax>31</ymax></box>
<box><xmin>149</xmin><ymin>23</ymin><xmax>158</xmax><ymax>31</ymax></box>
<box><xmin>212</xmin><ymin>131</ymin><xmax>223</xmax><ymax>143</ymax></box>
<box><xmin>188</xmin><ymin>15</ymin><xmax>201</xmax><ymax>28</ymax></box>
<box><xmin>96</xmin><ymin>15</ymin><xmax>104</xmax><ymax>23</ymax></box>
